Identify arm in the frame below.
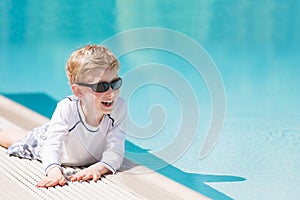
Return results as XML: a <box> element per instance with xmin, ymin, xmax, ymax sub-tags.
<box><xmin>38</xmin><ymin>100</ymin><xmax>69</xmax><ymax>187</ymax></box>
<box><xmin>100</xmin><ymin>98</ymin><xmax>127</xmax><ymax>174</ymax></box>
<box><xmin>69</xmin><ymin>98</ymin><xmax>127</xmax><ymax>181</ymax></box>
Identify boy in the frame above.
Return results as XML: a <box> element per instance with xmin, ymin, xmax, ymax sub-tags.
<box><xmin>0</xmin><ymin>45</ymin><xmax>126</xmax><ymax>188</ymax></box>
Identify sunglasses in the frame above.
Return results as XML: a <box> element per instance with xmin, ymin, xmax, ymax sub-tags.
<box><xmin>76</xmin><ymin>77</ymin><xmax>122</xmax><ymax>93</ymax></box>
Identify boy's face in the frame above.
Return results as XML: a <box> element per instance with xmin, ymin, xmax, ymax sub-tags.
<box><xmin>76</xmin><ymin>68</ymin><xmax>120</xmax><ymax>115</ymax></box>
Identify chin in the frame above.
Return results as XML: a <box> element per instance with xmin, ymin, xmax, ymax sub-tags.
<box><xmin>103</xmin><ymin>110</ymin><xmax>113</xmax><ymax>115</ymax></box>
<box><xmin>98</xmin><ymin>107</ymin><xmax>113</xmax><ymax>115</ymax></box>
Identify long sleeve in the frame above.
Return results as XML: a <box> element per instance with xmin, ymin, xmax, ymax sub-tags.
<box><xmin>41</xmin><ymin>101</ymin><xmax>68</xmax><ymax>174</ymax></box>
<box><xmin>40</xmin><ymin>96</ymin><xmax>127</xmax><ymax>174</ymax></box>
<box><xmin>100</xmin><ymin>98</ymin><xmax>127</xmax><ymax>174</ymax></box>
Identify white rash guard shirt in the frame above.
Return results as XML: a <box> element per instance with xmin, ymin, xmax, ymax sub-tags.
<box><xmin>42</xmin><ymin>95</ymin><xmax>127</xmax><ymax>174</ymax></box>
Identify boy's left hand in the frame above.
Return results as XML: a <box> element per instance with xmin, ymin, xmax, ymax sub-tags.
<box><xmin>69</xmin><ymin>162</ymin><xmax>110</xmax><ymax>182</ymax></box>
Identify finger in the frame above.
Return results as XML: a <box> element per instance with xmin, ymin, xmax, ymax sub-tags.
<box><xmin>68</xmin><ymin>175</ymin><xmax>75</xmax><ymax>181</ymax></box>
<box><xmin>45</xmin><ymin>179</ymin><xmax>60</xmax><ymax>188</ymax></box>
<box><xmin>36</xmin><ymin>182</ymin><xmax>46</xmax><ymax>188</ymax></box>
<box><xmin>70</xmin><ymin>173</ymin><xmax>84</xmax><ymax>182</ymax></box>
<box><xmin>92</xmin><ymin>174</ymin><xmax>100</xmax><ymax>182</ymax></box>
<box><xmin>59</xmin><ymin>177</ymin><xmax>67</xmax><ymax>186</ymax></box>
<box><xmin>69</xmin><ymin>173</ymin><xmax>82</xmax><ymax>181</ymax></box>
<box><xmin>68</xmin><ymin>175</ymin><xmax>75</xmax><ymax>182</ymax></box>
<box><xmin>82</xmin><ymin>173</ymin><xmax>93</xmax><ymax>181</ymax></box>
<box><xmin>36</xmin><ymin>179</ymin><xmax>52</xmax><ymax>188</ymax></box>
<box><xmin>37</xmin><ymin>179</ymin><xmax>55</xmax><ymax>188</ymax></box>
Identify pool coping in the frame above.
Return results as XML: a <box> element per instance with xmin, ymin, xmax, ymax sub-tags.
<box><xmin>0</xmin><ymin>94</ymin><xmax>209</xmax><ymax>200</ymax></box>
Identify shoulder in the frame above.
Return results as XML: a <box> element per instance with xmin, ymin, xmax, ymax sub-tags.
<box><xmin>58</xmin><ymin>95</ymin><xmax>78</xmax><ymax>103</ymax></box>
<box><xmin>54</xmin><ymin>95</ymin><xmax>79</xmax><ymax>116</ymax></box>
<box><xmin>57</xmin><ymin>95</ymin><xmax>79</xmax><ymax>107</ymax></box>
<box><xmin>50</xmin><ymin>95</ymin><xmax>80</xmax><ymax>123</ymax></box>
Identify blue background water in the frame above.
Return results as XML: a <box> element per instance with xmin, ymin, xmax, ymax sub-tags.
<box><xmin>1</xmin><ymin>1</ymin><xmax>300</xmax><ymax>199</ymax></box>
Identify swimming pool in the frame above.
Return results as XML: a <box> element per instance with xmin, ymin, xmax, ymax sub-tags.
<box><xmin>1</xmin><ymin>1</ymin><xmax>300</xmax><ymax>199</ymax></box>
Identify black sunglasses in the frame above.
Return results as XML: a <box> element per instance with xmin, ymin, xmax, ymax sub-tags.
<box><xmin>76</xmin><ymin>77</ymin><xmax>122</xmax><ymax>93</ymax></box>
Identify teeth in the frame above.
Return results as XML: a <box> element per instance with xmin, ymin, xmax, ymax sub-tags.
<box><xmin>102</xmin><ymin>101</ymin><xmax>113</xmax><ymax>106</ymax></box>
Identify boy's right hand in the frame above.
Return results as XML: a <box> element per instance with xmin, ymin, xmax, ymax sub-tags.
<box><xmin>36</xmin><ymin>167</ymin><xmax>67</xmax><ymax>188</ymax></box>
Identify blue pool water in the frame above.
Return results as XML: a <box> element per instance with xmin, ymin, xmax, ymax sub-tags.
<box><xmin>1</xmin><ymin>1</ymin><xmax>300</xmax><ymax>199</ymax></box>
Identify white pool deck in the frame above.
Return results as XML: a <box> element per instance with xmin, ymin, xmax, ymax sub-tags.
<box><xmin>0</xmin><ymin>95</ymin><xmax>209</xmax><ymax>200</ymax></box>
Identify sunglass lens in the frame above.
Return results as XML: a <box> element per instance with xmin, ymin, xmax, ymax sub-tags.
<box><xmin>112</xmin><ymin>79</ymin><xmax>122</xmax><ymax>90</ymax></box>
<box><xmin>96</xmin><ymin>83</ymin><xmax>109</xmax><ymax>92</ymax></box>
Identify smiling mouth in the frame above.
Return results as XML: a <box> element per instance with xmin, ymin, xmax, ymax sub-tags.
<box><xmin>101</xmin><ymin>101</ymin><xmax>113</xmax><ymax>108</ymax></box>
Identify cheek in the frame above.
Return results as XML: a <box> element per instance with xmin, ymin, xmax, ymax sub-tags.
<box><xmin>92</xmin><ymin>93</ymin><xmax>105</xmax><ymax>105</ymax></box>
<box><xmin>91</xmin><ymin>95</ymin><xmax>103</xmax><ymax>110</ymax></box>
<box><xmin>114</xmin><ymin>90</ymin><xmax>120</xmax><ymax>98</ymax></box>
<box><xmin>83</xmin><ymin>92</ymin><xmax>103</xmax><ymax>105</ymax></box>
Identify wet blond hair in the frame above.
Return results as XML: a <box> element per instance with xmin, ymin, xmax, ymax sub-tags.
<box><xmin>66</xmin><ymin>45</ymin><xmax>119</xmax><ymax>85</ymax></box>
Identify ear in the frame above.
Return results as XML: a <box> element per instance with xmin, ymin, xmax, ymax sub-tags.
<box><xmin>72</xmin><ymin>84</ymin><xmax>83</xmax><ymax>98</ymax></box>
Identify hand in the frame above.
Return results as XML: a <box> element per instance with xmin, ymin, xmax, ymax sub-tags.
<box><xmin>36</xmin><ymin>167</ymin><xmax>67</xmax><ymax>188</ymax></box>
<box><xmin>69</xmin><ymin>163</ymin><xmax>109</xmax><ymax>182</ymax></box>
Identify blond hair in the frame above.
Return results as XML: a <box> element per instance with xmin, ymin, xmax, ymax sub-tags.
<box><xmin>66</xmin><ymin>45</ymin><xmax>119</xmax><ymax>85</ymax></box>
